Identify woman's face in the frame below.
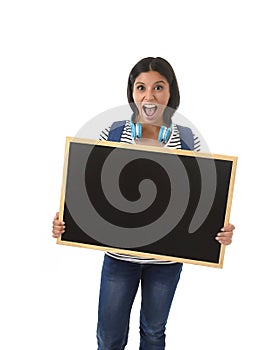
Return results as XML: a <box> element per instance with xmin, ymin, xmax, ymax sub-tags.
<box><xmin>132</xmin><ymin>71</ymin><xmax>170</xmax><ymax>125</ymax></box>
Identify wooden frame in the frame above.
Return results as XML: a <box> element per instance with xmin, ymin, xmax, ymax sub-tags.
<box><xmin>57</xmin><ymin>137</ymin><xmax>237</xmax><ymax>268</ymax></box>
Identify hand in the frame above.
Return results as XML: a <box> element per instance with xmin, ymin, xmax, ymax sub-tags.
<box><xmin>52</xmin><ymin>212</ymin><xmax>65</xmax><ymax>238</ymax></box>
<box><xmin>215</xmin><ymin>223</ymin><xmax>235</xmax><ymax>245</ymax></box>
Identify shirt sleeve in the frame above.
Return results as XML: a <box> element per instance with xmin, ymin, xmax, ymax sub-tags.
<box><xmin>98</xmin><ymin>125</ymin><xmax>111</xmax><ymax>141</ymax></box>
<box><xmin>193</xmin><ymin>133</ymin><xmax>201</xmax><ymax>152</ymax></box>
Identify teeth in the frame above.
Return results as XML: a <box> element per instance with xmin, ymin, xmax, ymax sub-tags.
<box><xmin>144</xmin><ymin>104</ymin><xmax>156</xmax><ymax>108</ymax></box>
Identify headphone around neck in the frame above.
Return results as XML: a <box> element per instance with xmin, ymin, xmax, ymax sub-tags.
<box><xmin>130</xmin><ymin>120</ymin><xmax>172</xmax><ymax>144</ymax></box>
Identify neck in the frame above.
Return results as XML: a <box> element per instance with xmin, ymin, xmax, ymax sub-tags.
<box><xmin>141</xmin><ymin>124</ymin><xmax>161</xmax><ymax>140</ymax></box>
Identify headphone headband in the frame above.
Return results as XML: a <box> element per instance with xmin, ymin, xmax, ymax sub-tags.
<box><xmin>130</xmin><ymin>121</ymin><xmax>172</xmax><ymax>144</ymax></box>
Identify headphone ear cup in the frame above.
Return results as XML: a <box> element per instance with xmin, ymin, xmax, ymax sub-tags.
<box><xmin>164</xmin><ymin>127</ymin><xmax>172</xmax><ymax>143</ymax></box>
<box><xmin>130</xmin><ymin>122</ymin><xmax>142</xmax><ymax>139</ymax></box>
<box><xmin>130</xmin><ymin>121</ymin><xmax>136</xmax><ymax>139</ymax></box>
<box><xmin>158</xmin><ymin>126</ymin><xmax>172</xmax><ymax>143</ymax></box>
<box><xmin>135</xmin><ymin>123</ymin><xmax>142</xmax><ymax>139</ymax></box>
<box><xmin>158</xmin><ymin>126</ymin><xmax>165</xmax><ymax>143</ymax></box>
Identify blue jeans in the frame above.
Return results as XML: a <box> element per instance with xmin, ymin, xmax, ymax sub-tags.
<box><xmin>97</xmin><ymin>254</ymin><xmax>183</xmax><ymax>350</ymax></box>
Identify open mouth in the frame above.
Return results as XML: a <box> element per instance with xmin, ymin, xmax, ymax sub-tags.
<box><xmin>142</xmin><ymin>104</ymin><xmax>158</xmax><ymax>117</ymax></box>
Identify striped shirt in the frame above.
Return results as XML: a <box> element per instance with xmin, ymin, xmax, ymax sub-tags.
<box><xmin>99</xmin><ymin>120</ymin><xmax>201</xmax><ymax>264</ymax></box>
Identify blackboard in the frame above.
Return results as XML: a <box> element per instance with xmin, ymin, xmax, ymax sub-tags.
<box><xmin>57</xmin><ymin>137</ymin><xmax>237</xmax><ymax>268</ymax></box>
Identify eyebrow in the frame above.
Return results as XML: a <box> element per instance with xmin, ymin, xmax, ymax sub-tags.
<box><xmin>135</xmin><ymin>80</ymin><xmax>167</xmax><ymax>85</ymax></box>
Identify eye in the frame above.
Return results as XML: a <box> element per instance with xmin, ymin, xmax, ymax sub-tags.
<box><xmin>136</xmin><ymin>85</ymin><xmax>145</xmax><ymax>91</ymax></box>
<box><xmin>154</xmin><ymin>85</ymin><xmax>163</xmax><ymax>91</ymax></box>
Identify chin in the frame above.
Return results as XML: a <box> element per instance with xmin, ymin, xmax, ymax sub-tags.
<box><xmin>140</xmin><ymin>112</ymin><xmax>163</xmax><ymax>126</ymax></box>
<box><xmin>142</xmin><ymin>118</ymin><xmax>162</xmax><ymax>126</ymax></box>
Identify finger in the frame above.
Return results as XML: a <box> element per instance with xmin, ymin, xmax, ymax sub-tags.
<box><xmin>215</xmin><ymin>236</ymin><xmax>232</xmax><ymax>245</ymax></box>
<box><xmin>221</xmin><ymin>223</ymin><xmax>235</xmax><ymax>232</ymax></box>
<box><xmin>216</xmin><ymin>228</ymin><xmax>233</xmax><ymax>245</ymax></box>
<box><xmin>217</xmin><ymin>231</ymin><xmax>233</xmax><ymax>238</ymax></box>
<box><xmin>52</xmin><ymin>225</ymin><xmax>65</xmax><ymax>232</ymax></box>
<box><xmin>52</xmin><ymin>220</ymin><xmax>65</xmax><ymax>228</ymax></box>
<box><xmin>52</xmin><ymin>230</ymin><xmax>65</xmax><ymax>239</ymax></box>
<box><xmin>52</xmin><ymin>232</ymin><xmax>62</xmax><ymax>238</ymax></box>
<box><xmin>53</xmin><ymin>212</ymin><xmax>60</xmax><ymax>223</ymax></box>
<box><xmin>52</xmin><ymin>222</ymin><xmax>65</xmax><ymax>232</ymax></box>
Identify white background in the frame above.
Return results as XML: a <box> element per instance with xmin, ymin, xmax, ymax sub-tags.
<box><xmin>1</xmin><ymin>0</ymin><xmax>279</xmax><ymax>349</ymax></box>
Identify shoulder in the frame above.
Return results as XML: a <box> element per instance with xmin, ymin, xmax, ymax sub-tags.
<box><xmin>173</xmin><ymin>124</ymin><xmax>201</xmax><ymax>152</ymax></box>
<box><xmin>99</xmin><ymin>120</ymin><xmax>131</xmax><ymax>142</ymax></box>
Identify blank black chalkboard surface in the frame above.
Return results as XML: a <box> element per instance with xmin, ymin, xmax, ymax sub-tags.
<box><xmin>57</xmin><ymin>137</ymin><xmax>237</xmax><ymax>268</ymax></box>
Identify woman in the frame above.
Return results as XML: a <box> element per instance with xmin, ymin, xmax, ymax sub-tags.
<box><xmin>52</xmin><ymin>57</ymin><xmax>235</xmax><ymax>350</ymax></box>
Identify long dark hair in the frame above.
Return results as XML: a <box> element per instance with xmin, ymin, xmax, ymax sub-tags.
<box><xmin>127</xmin><ymin>57</ymin><xmax>180</xmax><ymax>126</ymax></box>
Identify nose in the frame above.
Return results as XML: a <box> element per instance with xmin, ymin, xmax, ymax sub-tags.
<box><xmin>144</xmin><ymin>88</ymin><xmax>155</xmax><ymax>101</ymax></box>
